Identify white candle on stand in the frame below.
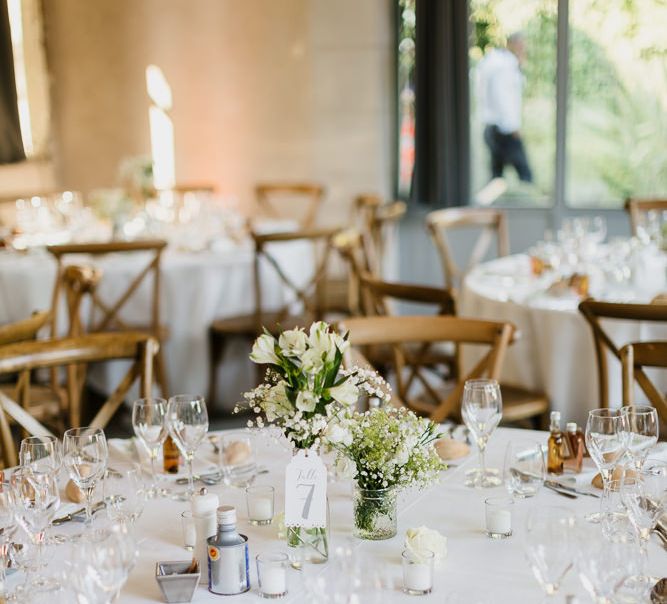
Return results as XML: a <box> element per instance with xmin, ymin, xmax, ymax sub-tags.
<box><xmin>249</xmin><ymin>497</ymin><xmax>273</xmax><ymax>521</ymax></box>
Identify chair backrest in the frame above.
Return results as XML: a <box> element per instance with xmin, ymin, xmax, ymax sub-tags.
<box><xmin>252</xmin><ymin>227</ymin><xmax>340</xmax><ymax>332</ymax></box>
<box><xmin>340</xmin><ymin>315</ymin><xmax>514</xmax><ymax>422</ymax></box>
<box><xmin>426</xmin><ymin>207</ymin><xmax>509</xmax><ymax>291</ymax></box>
<box><xmin>621</xmin><ymin>342</ymin><xmax>667</xmax><ymax>420</ymax></box>
<box><xmin>0</xmin><ymin>311</ymin><xmax>50</xmax><ymax>347</ymax></box>
<box><xmin>255</xmin><ymin>183</ymin><xmax>325</xmax><ymax>229</ymax></box>
<box><xmin>579</xmin><ymin>299</ymin><xmax>667</xmax><ymax>409</ymax></box>
<box><xmin>46</xmin><ymin>240</ymin><xmax>167</xmax><ymax>338</ymax></box>
<box><xmin>625</xmin><ymin>198</ymin><xmax>667</xmax><ymax>237</ymax></box>
<box><xmin>0</xmin><ymin>332</ymin><xmax>158</xmax><ymax>466</ymax></box>
<box><xmin>332</xmin><ymin>229</ymin><xmax>376</xmax><ymax>316</ymax></box>
<box><xmin>171</xmin><ymin>182</ymin><xmax>216</xmax><ymax>195</ymax></box>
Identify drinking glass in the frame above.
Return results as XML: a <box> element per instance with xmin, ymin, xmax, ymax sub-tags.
<box><xmin>218</xmin><ymin>431</ymin><xmax>256</xmax><ymax>487</ymax></box>
<box><xmin>503</xmin><ymin>440</ymin><xmax>544</xmax><ymax>498</ymax></box>
<box><xmin>600</xmin><ymin>479</ymin><xmax>635</xmax><ymax>542</ymax></box>
<box><xmin>620</xmin><ymin>405</ymin><xmax>658</xmax><ymax>470</ymax></box>
<box><xmin>0</xmin><ymin>483</ymin><xmax>16</xmax><ymax>599</ymax></box>
<box><xmin>575</xmin><ymin>522</ymin><xmax>639</xmax><ymax>604</ymax></box>
<box><xmin>524</xmin><ymin>506</ymin><xmax>575</xmax><ymax>602</ymax></box>
<box><xmin>585</xmin><ymin>409</ymin><xmax>623</xmax><ymax>522</ymax></box>
<box><xmin>10</xmin><ymin>468</ymin><xmax>60</xmax><ymax>590</ymax></box>
<box><xmin>462</xmin><ymin>379</ymin><xmax>502</xmax><ymax>488</ymax></box>
<box><xmin>132</xmin><ymin>397</ymin><xmax>169</xmax><ymax>498</ymax></box>
<box><xmin>167</xmin><ymin>394</ymin><xmax>208</xmax><ymax>500</ymax></box>
<box><xmin>103</xmin><ymin>463</ymin><xmax>146</xmax><ymax>524</ymax></box>
<box><xmin>19</xmin><ymin>435</ymin><xmax>62</xmax><ymax>474</ymax></box>
<box><xmin>620</xmin><ymin>460</ymin><xmax>667</xmax><ymax>592</ymax></box>
<box><xmin>63</xmin><ymin>427</ymin><xmax>108</xmax><ymax>524</ymax></box>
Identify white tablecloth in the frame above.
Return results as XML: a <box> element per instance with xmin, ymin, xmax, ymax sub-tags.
<box><xmin>460</xmin><ymin>254</ymin><xmax>667</xmax><ymax>428</ymax></box>
<box><xmin>0</xmin><ymin>238</ymin><xmax>312</xmax><ymax>409</ymax></box>
<box><xmin>105</xmin><ymin>426</ymin><xmax>665</xmax><ymax>603</ymax></box>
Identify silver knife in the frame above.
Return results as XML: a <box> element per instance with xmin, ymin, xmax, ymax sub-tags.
<box><xmin>51</xmin><ymin>500</ymin><xmax>106</xmax><ymax>525</ymax></box>
<box><xmin>545</xmin><ymin>480</ymin><xmax>600</xmax><ymax>499</ymax></box>
<box><xmin>544</xmin><ymin>482</ymin><xmax>577</xmax><ymax>499</ymax></box>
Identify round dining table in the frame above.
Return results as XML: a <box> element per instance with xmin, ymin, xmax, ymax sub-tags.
<box><xmin>63</xmin><ymin>426</ymin><xmax>667</xmax><ymax>602</ymax></box>
<box><xmin>0</xmin><ymin>235</ymin><xmax>312</xmax><ymax>410</ymax></box>
<box><xmin>459</xmin><ymin>252</ymin><xmax>667</xmax><ymax>428</ymax></box>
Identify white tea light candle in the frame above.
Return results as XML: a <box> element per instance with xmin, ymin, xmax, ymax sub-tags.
<box><xmin>246</xmin><ymin>485</ymin><xmax>275</xmax><ymax>526</ymax></box>
<box><xmin>257</xmin><ymin>552</ymin><xmax>288</xmax><ymax>599</ymax></box>
<box><xmin>402</xmin><ymin>549</ymin><xmax>434</xmax><ymax>595</ymax></box>
<box><xmin>485</xmin><ymin>496</ymin><xmax>513</xmax><ymax>539</ymax></box>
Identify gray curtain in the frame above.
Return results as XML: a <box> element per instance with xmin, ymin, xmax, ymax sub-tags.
<box><xmin>413</xmin><ymin>0</ymin><xmax>469</xmax><ymax>207</ymax></box>
<box><xmin>0</xmin><ymin>0</ymin><xmax>25</xmax><ymax>164</ymax></box>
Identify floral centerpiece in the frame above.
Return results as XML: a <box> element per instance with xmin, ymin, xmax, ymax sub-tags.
<box><xmin>328</xmin><ymin>406</ymin><xmax>442</xmax><ymax>540</ymax></box>
<box><xmin>239</xmin><ymin>321</ymin><xmax>391</xmax><ymax>561</ymax></box>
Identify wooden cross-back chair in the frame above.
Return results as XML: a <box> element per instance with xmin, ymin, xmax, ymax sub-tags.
<box><xmin>331</xmin><ymin>229</ymin><xmax>376</xmax><ymax>316</ymax></box>
<box><xmin>0</xmin><ymin>332</ymin><xmax>158</xmax><ymax>466</ymax></box>
<box><xmin>624</xmin><ymin>197</ymin><xmax>667</xmax><ymax>237</ymax></box>
<box><xmin>46</xmin><ymin>240</ymin><xmax>169</xmax><ymax>398</ymax></box>
<box><xmin>0</xmin><ymin>311</ymin><xmax>50</xmax><ymax>347</ymax></box>
<box><xmin>426</xmin><ymin>207</ymin><xmax>509</xmax><ymax>292</ymax></box>
<box><xmin>340</xmin><ymin>315</ymin><xmax>514</xmax><ymax>422</ymax></box>
<box><xmin>621</xmin><ymin>342</ymin><xmax>667</xmax><ymax>421</ymax></box>
<box><xmin>579</xmin><ymin>300</ymin><xmax>667</xmax><ymax>409</ymax></box>
<box><xmin>209</xmin><ymin>227</ymin><xmax>340</xmax><ymax>401</ymax></box>
<box><xmin>255</xmin><ymin>182</ymin><xmax>325</xmax><ymax>229</ymax></box>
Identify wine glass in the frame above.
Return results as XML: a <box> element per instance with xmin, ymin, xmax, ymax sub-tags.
<box><xmin>461</xmin><ymin>380</ymin><xmax>502</xmax><ymax>488</ymax></box>
<box><xmin>524</xmin><ymin>506</ymin><xmax>575</xmax><ymax>602</ymax></box>
<box><xmin>19</xmin><ymin>435</ymin><xmax>61</xmax><ymax>475</ymax></box>
<box><xmin>585</xmin><ymin>409</ymin><xmax>623</xmax><ymax>522</ymax></box>
<box><xmin>0</xmin><ymin>483</ymin><xmax>16</xmax><ymax>599</ymax></box>
<box><xmin>167</xmin><ymin>395</ymin><xmax>208</xmax><ymax>500</ymax></box>
<box><xmin>132</xmin><ymin>397</ymin><xmax>169</xmax><ymax>498</ymax></box>
<box><xmin>103</xmin><ymin>463</ymin><xmax>146</xmax><ymax>525</ymax></box>
<box><xmin>10</xmin><ymin>468</ymin><xmax>60</xmax><ymax>591</ymax></box>
<box><xmin>620</xmin><ymin>460</ymin><xmax>667</xmax><ymax>594</ymax></box>
<box><xmin>503</xmin><ymin>440</ymin><xmax>544</xmax><ymax>498</ymax></box>
<box><xmin>620</xmin><ymin>405</ymin><xmax>658</xmax><ymax>470</ymax></box>
<box><xmin>63</xmin><ymin>427</ymin><xmax>108</xmax><ymax>524</ymax></box>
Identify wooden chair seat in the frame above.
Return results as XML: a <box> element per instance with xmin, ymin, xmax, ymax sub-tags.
<box><xmin>0</xmin><ymin>384</ymin><xmax>60</xmax><ymax>425</ymax></box>
<box><xmin>500</xmin><ymin>384</ymin><xmax>550</xmax><ymax>424</ymax></box>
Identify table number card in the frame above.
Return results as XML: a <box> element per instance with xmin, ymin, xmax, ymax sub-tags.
<box><xmin>284</xmin><ymin>450</ymin><xmax>327</xmax><ymax>529</ymax></box>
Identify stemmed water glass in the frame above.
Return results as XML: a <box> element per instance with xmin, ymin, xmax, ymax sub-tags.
<box><xmin>19</xmin><ymin>435</ymin><xmax>62</xmax><ymax>474</ymax></box>
<box><xmin>620</xmin><ymin>460</ymin><xmax>667</xmax><ymax>594</ymax></box>
<box><xmin>10</xmin><ymin>468</ymin><xmax>61</xmax><ymax>591</ymax></box>
<box><xmin>585</xmin><ymin>409</ymin><xmax>624</xmax><ymax>522</ymax></box>
<box><xmin>132</xmin><ymin>397</ymin><xmax>169</xmax><ymax>498</ymax></box>
<box><xmin>0</xmin><ymin>483</ymin><xmax>16</xmax><ymax>599</ymax></box>
<box><xmin>63</xmin><ymin>427</ymin><xmax>109</xmax><ymax>525</ymax></box>
<box><xmin>524</xmin><ymin>506</ymin><xmax>575</xmax><ymax>602</ymax></box>
<box><xmin>167</xmin><ymin>395</ymin><xmax>208</xmax><ymax>500</ymax></box>
<box><xmin>462</xmin><ymin>379</ymin><xmax>502</xmax><ymax>488</ymax></box>
<box><xmin>620</xmin><ymin>405</ymin><xmax>658</xmax><ymax>470</ymax></box>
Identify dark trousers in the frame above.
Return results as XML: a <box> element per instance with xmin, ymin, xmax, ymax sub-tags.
<box><xmin>483</xmin><ymin>125</ymin><xmax>533</xmax><ymax>183</ymax></box>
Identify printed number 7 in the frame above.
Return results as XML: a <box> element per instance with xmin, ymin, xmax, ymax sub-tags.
<box><xmin>298</xmin><ymin>484</ymin><xmax>315</xmax><ymax>519</ymax></box>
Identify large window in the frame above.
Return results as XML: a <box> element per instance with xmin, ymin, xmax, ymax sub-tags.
<box><xmin>398</xmin><ymin>1</ymin><xmax>667</xmax><ymax>209</ymax></box>
<box><xmin>397</xmin><ymin>0</ymin><xmax>416</xmax><ymax>199</ymax></box>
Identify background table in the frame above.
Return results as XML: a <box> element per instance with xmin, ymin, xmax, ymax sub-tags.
<box><xmin>0</xmin><ymin>237</ymin><xmax>312</xmax><ymax>410</ymax></box>
<box><xmin>115</xmin><ymin>426</ymin><xmax>666</xmax><ymax>603</ymax></box>
<box><xmin>460</xmin><ymin>254</ymin><xmax>667</xmax><ymax>427</ymax></box>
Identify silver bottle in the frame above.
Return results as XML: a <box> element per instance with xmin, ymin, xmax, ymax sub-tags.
<box><xmin>207</xmin><ymin>505</ymin><xmax>250</xmax><ymax>595</ymax></box>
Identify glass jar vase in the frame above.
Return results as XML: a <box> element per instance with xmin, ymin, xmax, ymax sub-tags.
<box><xmin>286</xmin><ymin>498</ymin><xmax>330</xmax><ymax>566</ymax></box>
<box><xmin>353</xmin><ymin>487</ymin><xmax>397</xmax><ymax>540</ymax></box>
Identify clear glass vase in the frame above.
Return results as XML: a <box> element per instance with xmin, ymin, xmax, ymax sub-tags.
<box><xmin>286</xmin><ymin>502</ymin><xmax>329</xmax><ymax>567</ymax></box>
<box><xmin>353</xmin><ymin>487</ymin><xmax>397</xmax><ymax>540</ymax></box>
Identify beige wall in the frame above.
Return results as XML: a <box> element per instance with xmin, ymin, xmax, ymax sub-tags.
<box><xmin>38</xmin><ymin>0</ymin><xmax>394</xmax><ymax>222</ymax></box>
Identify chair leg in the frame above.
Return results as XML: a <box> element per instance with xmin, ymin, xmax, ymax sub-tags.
<box><xmin>208</xmin><ymin>330</ymin><xmax>227</xmax><ymax>407</ymax></box>
<box><xmin>154</xmin><ymin>348</ymin><xmax>170</xmax><ymax>399</ymax></box>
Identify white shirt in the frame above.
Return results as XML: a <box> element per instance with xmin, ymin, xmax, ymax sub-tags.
<box><xmin>476</xmin><ymin>48</ymin><xmax>523</xmax><ymax>134</ymax></box>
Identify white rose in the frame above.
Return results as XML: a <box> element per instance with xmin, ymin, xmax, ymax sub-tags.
<box><xmin>327</xmin><ymin>379</ymin><xmax>359</xmax><ymax>407</ymax></box>
<box><xmin>249</xmin><ymin>334</ymin><xmax>279</xmax><ymax>365</ymax></box>
<box><xmin>278</xmin><ymin>329</ymin><xmax>307</xmax><ymax>358</ymax></box>
<box><xmin>404</xmin><ymin>526</ymin><xmax>447</xmax><ymax>566</ymax></box>
<box><xmin>325</xmin><ymin>422</ymin><xmax>353</xmax><ymax>446</ymax></box>
<box><xmin>334</xmin><ymin>456</ymin><xmax>357</xmax><ymax>480</ymax></box>
<box><xmin>296</xmin><ymin>390</ymin><xmax>318</xmax><ymax>413</ymax></box>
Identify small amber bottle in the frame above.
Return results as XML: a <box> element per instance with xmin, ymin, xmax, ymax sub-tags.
<box><xmin>563</xmin><ymin>422</ymin><xmax>584</xmax><ymax>473</ymax></box>
<box><xmin>547</xmin><ymin>411</ymin><xmax>564</xmax><ymax>475</ymax></box>
<box><xmin>163</xmin><ymin>435</ymin><xmax>180</xmax><ymax>474</ymax></box>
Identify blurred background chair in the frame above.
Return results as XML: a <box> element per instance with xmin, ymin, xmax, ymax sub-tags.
<box><xmin>625</xmin><ymin>197</ymin><xmax>667</xmax><ymax>238</ymax></box>
<box><xmin>254</xmin><ymin>182</ymin><xmax>325</xmax><ymax>229</ymax></box>
<box><xmin>621</xmin><ymin>342</ymin><xmax>667</xmax><ymax>420</ymax></box>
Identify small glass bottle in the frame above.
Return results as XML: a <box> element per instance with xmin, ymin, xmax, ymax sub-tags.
<box><xmin>564</xmin><ymin>422</ymin><xmax>584</xmax><ymax>473</ymax></box>
<box><xmin>547</xmin><ymin>411</ymin><xmax>564</xmax><ymax>475</ymax></box>
<box><xmin>163</xmin><ymin>435</ymin><xmax>180</xmax><ymax>474</ymax></box>
<box><xmin>207</xmin><ymin>506</ymin><xmax>250</xmax><ymax>595</ymax></box>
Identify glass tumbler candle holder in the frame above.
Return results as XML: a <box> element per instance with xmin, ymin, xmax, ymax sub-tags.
<box><xmin>402</xmin><ymin>549</ymin><xmax>434</xmax><ymax>595</ymax></box>
<box><xmin>256</xmin><ymin>552</ymin><xmax>288</xmax><ymax>599</ymax></box>
<box><xmin>181</xmin><ymin>511</ymin><xmax>196</xmax><ymax>551</ymax></box>
<box><xmin>246</xmin><ymin>486</ymin><xmax>274</xmax><ymax>526</ymax></box>
<box><xmin>485</xmin><ymin>496</ymin><xmax>513</xmax><ymax>539</ymax></box>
